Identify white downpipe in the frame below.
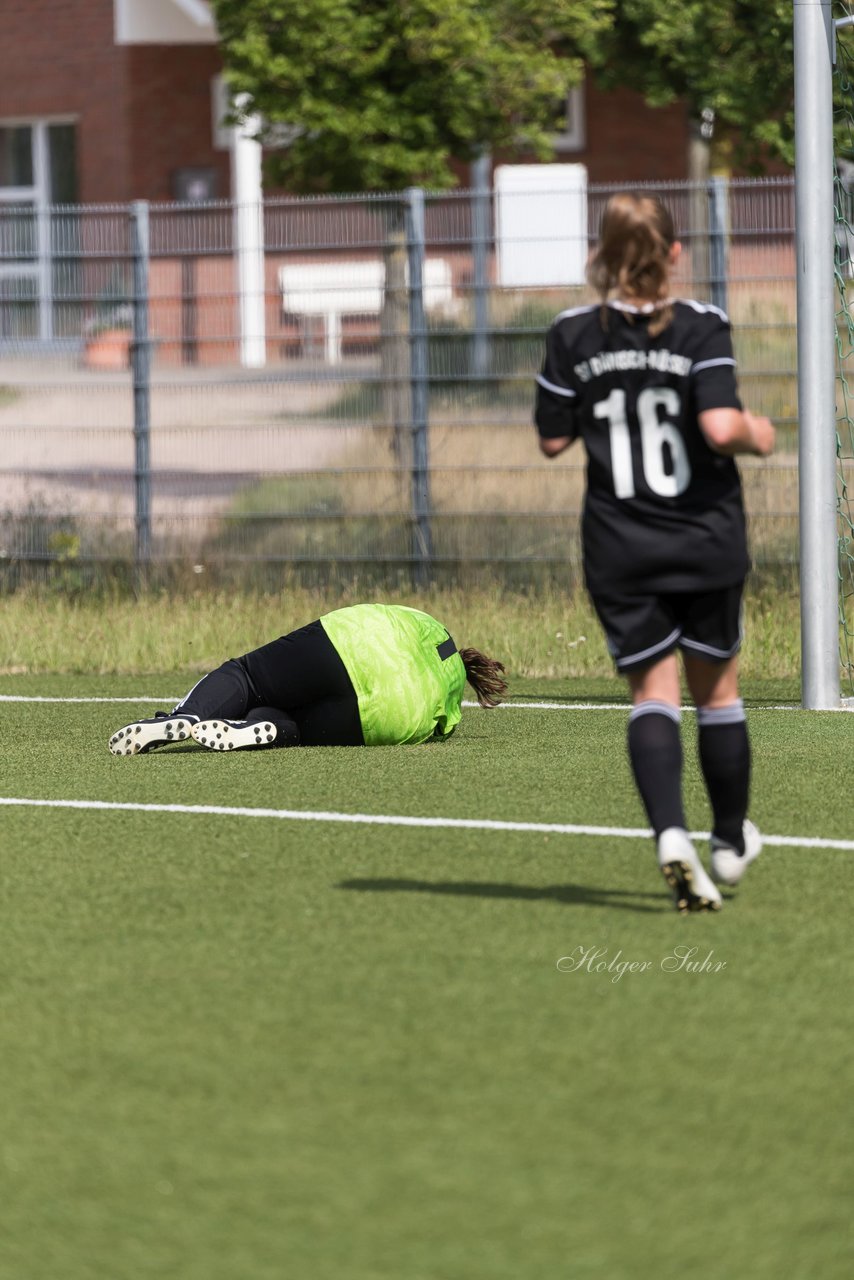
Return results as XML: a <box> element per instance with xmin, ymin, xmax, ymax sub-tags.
<box><xmin>230</xmin><ymin>96</ymin><xmax>266</xmax><ymax>368</ymax></box>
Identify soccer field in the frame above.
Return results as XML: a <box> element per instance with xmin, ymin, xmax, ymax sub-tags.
<box><xmin>0</xmin><ymin>672</ymin><xmax>852</xmax><ymax>1280</ymax></box>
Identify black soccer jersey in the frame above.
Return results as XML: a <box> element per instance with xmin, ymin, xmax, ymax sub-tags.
<box><xmin>535</xmin><ymin>299</ymin><xmax>750</xmax><ymax>593</ymax></box>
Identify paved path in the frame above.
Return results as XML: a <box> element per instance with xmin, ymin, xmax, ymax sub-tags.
<box><xmin>0</xmin><ymin>355</ymin><xmax>379</xmax><ymax>519</ymax></box>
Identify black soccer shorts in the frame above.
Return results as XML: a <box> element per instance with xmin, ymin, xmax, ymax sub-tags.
<box><xmin>589</xmin><ymin>582</ymin><xmax>745</xmax><ymax>673</ymax></box>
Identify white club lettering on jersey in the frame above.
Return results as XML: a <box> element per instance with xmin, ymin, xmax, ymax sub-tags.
<box><xmin>594</xmin><ymin>387</ymin><xmax>692</xmax><ymax>500</ymax></box>
<box><xmin>574</xmin><ymin>348</ymin><xmax>692</xmax><ymax>383</ymax></box>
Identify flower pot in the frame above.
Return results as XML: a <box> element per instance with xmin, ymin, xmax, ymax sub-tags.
<box><xmin>83</xmin><ymin>328</ymin><xmax>132</xmax><ymax>371</ymax></box>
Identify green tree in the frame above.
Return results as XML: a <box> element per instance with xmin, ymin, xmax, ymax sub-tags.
<box><xmin>211</xmin><ymin>0</ymin><xmax>612</xmax><ymax>191</ymax></box>
<box><xmin>212</xmin><ymin>1</ymin><xmax>805</xmax><ymax>187</ymax></box>
<box><xmin>210</xmin><ymin>0</ymin><xmax>613</xmax><ymax>461</ymax></box>
<box><xmin>582</xmin><ymin>1</ymin><xmax>795</xmax><ymax>169</ymax></box>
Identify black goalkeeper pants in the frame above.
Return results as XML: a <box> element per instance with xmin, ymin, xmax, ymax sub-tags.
<box><xmin>174</xmin><ymin>619</ymin><xmax>364</xmax><ymax>747</ymax></box>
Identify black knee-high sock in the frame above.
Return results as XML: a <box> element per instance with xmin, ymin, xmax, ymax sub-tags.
<box><xmin>173</xmin><ymin>659</ymin><xmax>254</xmax><ymax>721</ymax></box>
<box><xmin>627</xmin><ymin>701</ymin><xmax>685</xmax><ymax>837</ymax></box>
<box><xmin>246</xmin><ymin>705</ymin><xmax>301</xmax><ymax>748</ymax></box>
<box><xmin>697</xmin><ymin>700</ymin><xmax>751</xmax><ymax>852</ymax></box>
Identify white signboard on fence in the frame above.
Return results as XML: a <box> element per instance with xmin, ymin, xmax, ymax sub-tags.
<box><xmin>494</xmin><ymin>164</ymin><xmax>588</xmax><ymax>288</ymax></box>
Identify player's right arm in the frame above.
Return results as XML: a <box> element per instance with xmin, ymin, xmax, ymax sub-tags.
<box><xmin>699</xmin><ymin>407</ymin><xmax>776</xmax><ymax>457</ymax></box>
<box><xmin>535</xmin><ymin>320</ymin><xmax>579</xmax><ymax>458</ymax></box>
<box><xmin>539</xmin><ymin>434</ymin><xmax>574</xmax><ymax>457</ymax></box>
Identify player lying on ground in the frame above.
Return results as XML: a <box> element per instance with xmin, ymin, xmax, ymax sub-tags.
<box><xmin>535</xmin><ymin>191</ymin><xmax>775</xmax><ymax>914</ymax></box>
<box><xmin>109</xmin><ymin>603</ymin><xmax>507</xmax><ymax>755</ymax></box>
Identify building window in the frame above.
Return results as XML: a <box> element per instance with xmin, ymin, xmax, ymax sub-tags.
<box><xmin>0</xmin><ymin>121</ymin><xmax>77</xmax><ymax>200</ymax></box>
<box><xmin>47</xmin><ymin>123</ymin><xmax>78</xmax><ymax>203</ymax></box>
<box><xmin>0</xmin><ymin>120</ymin><xmax>79</xmax><ymax>342</ymax></box>
<box><xmin>552</xmin><ymin>83</ymin><xmax>586</xmax><ymax>153</ymax></box>
<box><xmin>0</xmin><ymin>126</ymin><xmax>35</xmax><ymax>188</ymax></box>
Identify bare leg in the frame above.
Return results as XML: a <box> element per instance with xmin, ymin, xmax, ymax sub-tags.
<box><xmin>626</xmin><ymin>651</ymin><xmax>681</xmax><ymax>708</ymax></box>
<box><xmin>682</xmin><ymin>651</ymin><xmax>740</xmax><ymax>709</ymax></box>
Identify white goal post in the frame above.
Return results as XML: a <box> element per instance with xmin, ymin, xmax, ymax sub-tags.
<box><xmin>794</xmin><ymin>0</ymin><xmax>841</xmax><ymax>708</ymax></box>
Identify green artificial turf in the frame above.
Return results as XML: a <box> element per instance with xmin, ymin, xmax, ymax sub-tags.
<box><xmin>0</xmin><ymin>676</ymin><xmax>851</xmax><ymax>1279</ymax></box>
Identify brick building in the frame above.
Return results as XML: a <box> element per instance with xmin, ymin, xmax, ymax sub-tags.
<box><xmin>2</xmin><ymin>1</ymin><xmax>788</xmax><ymax>366</ymax></box>
<box><xmin>0</xmin><ymin>0</ymin><xmax>227</xmax><ymax>205</ymax></box>
<box><xmin>0</xmin><ymin>0</ymin><xmax>698</xmax><ymax>211</ymax></box>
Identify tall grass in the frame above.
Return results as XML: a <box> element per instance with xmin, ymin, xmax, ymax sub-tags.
<box><xmin>198</xmin><ymin>415</ymin><xmax>810</xmax><ymax>573</ymax></box>
<box><xmin>0</xmin><ymin>580</ymin><xmax>803</xmax><ymax>681</ymax></box>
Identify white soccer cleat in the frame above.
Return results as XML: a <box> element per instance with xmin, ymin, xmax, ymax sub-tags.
<box><xmin>710</xmin><ymin>819</ymin><xmax>762</xmax><ymax>887</ymax></box>
<box><xmin>657</xmin><ymin>826</ymin><xmax>723</xmax><ymax>914</ymax></box>
<box><xmin>191</xmin><ymin>719</ymin><xmax>278</xmax><ymax>751</ymax></box>
<box><xmin>109</xmin><ymin>713</ymin><xmax>196</xmax><ymax>756</ymax></box>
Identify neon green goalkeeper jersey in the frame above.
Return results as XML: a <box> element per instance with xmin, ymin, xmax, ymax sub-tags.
<box><xmin>319</xmin><ymin>603</ymin><xmax>466</xmax><ymax>746</ymax></box>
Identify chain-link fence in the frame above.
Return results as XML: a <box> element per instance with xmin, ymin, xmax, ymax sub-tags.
<box><xmin>0</xmin><ymin>176</ymin><xmax>803</xmax><ymax>585</ymax></box>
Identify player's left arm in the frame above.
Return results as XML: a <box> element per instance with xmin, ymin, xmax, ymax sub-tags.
<box><xmin>699</xmin><ymin>407</ymin><xmax>775</xmax><ymax>457</ymax></box>
<box><xmin>690</xmin><ymin>310</ymin><xmax>775</xmax><ymax>457</ymax></box>
<box><xmin>690</xmin><ymin>308</ymin><xmax>742</xmax><ymax>414</ymax></box>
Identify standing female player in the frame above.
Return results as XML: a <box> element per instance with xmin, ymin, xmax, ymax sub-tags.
<box><xmin>535</xmin><ymin>192</ymin><xmax>775</xmax><ymax>913</ymax></box>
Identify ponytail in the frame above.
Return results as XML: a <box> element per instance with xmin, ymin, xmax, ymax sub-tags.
<box><xmin>460</xmin><ymin>648</ymin><xmax>508</xmax><ymax>708</ymax></box>
<box><xmin>587</xmin><ymin>192</ymin><xmax>676</xmax><ymax>337</ymax></box>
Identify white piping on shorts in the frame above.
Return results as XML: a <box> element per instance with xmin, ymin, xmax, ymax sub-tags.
<box><xmin>679</xmin><ymin>635</ymin><xmax>741</xmax><ymax>660</ymax></box>
<box><xmin>614</xmin><ymin>627</ymin><xmax>681</xmax><ymax>670</ymax></box>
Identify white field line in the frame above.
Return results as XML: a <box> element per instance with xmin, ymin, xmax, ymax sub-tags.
<box><xmin>0</xmin><ymin>694</ymin><xmax>810</xmax><ymax>711</ymax></box>
<box><xmin>3</xmin><ymin>694</ymin><xmax>851</xmax><ymax>712</ymax></box>
<box><xmin>0</xmin><ymin>795</ymin><xmax>852</xmax><ymax>851</ymax></box>
<box><xmin>0</xmin><ymin>695</ymin><xmax>188</xmax><ymax>703</ymax></box>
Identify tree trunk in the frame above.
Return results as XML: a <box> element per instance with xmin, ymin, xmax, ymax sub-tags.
<box><xmin>380</xmin><ymin>210</ymin><xmax>411</xmax><ymax>465</ymax></box>
<box><xmin>688</xmin><ymin>116</ymin><xmax>711</xmax><ymax>300</ymax></box>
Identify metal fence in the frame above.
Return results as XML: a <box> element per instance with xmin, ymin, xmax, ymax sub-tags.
<box><xmin>0</xmin><ymin>177</ymin><xmax>808</xmax><ymax>584</ymax></box>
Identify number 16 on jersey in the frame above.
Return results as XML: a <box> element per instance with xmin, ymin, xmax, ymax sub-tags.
<box><xmin>594</xmin><ymin>387</ymin><xmax>692</xmax><ymax>499</ymax></box>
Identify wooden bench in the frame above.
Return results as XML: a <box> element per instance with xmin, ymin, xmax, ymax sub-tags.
<box><xmin>279</xmin><ymin>259</ymin><xmax>455</xmax><ymax>363</ymax></box>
